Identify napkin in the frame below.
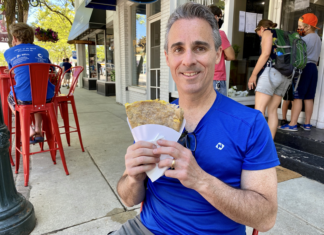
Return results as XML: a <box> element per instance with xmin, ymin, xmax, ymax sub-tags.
<box><xmin>127</xmin><ymin>118</ymin><xmax>186</xmax><ymax>182</ymax></box>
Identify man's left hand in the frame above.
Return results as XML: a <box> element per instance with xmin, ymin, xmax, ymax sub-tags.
<box><xmin>153</xmin><ymin>139</ymin><xmax>205</xmax><ymax>190</ymax></box>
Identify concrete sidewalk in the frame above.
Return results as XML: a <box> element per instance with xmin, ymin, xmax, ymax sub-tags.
<box><xmin>11</xmin><ymin>88</ymin><xmax>324</xmax><ymax>235</ymax></box>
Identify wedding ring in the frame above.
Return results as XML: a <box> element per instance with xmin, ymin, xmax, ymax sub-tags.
<box><xmin>171</xmin><ymin>159</ymin><xmax>176</xmax><ymax>170</ymax></box>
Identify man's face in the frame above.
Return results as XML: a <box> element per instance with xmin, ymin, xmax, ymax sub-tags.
<box><xmin>165</xmin><ymin>18</ymin><xmax>221</xmax><ymax>95</ymax></box>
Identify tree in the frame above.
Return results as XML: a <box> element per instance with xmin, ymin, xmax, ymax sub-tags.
<box><xmin>31</xmin><ymin>5</ymin><xmax>74</xmax><ymax>64</ymax></box>
<box><xmin>2</xmin><ymin>0</ymin><xmax>74</xmax><ymax>47</ymax></box>
<box><xmin>0</xmin><ymin>50</ymin><xmax>7</xmax><ymax>66</ymax></box>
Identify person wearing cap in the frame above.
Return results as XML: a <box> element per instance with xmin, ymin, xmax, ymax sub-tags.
<box><xmin>279</xmin><ymin>13</ymin><xmax>321</xmax><ymax>132</ymax></box>
<box><xmin>208</xmin><ymin>5</ymin><xmax>235</xmax><ymax>96</ymax></box>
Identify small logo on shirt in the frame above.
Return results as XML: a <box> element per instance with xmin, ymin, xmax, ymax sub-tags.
<box><xmin>38</xmin><ymin>53</ymin><xmax>43</xmax><ymax>58</ymax></box>
<box><xmin>216</xmin><ymin>143</ymin><xmax>225</xmax><ymax>150</ymax></box>
<box><xmin>17</xmin><ymin>54</ymin><xmax>21</xmax><ymax>58</ymax></box>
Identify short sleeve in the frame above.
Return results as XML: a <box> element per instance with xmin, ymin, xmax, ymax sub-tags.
<box><xmin>242</xmin><ymin>112</ymin><xmax>280</xmax><ymax>170</ymax></box>
<box><xmin>4</xmin><ymin>51</ymin><xmax>12</xmax><ymax>69</ymax></box>
<box><xmin>220</xmin><ymin>30</ymin><xmax>231</xmax><ymax>51</ymax></box>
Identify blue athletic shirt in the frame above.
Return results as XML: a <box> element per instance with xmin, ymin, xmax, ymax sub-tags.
<box><xmin>141</xmin><ymin>91</ymin><xmax>280</xmax><ymax>234</ymax></box>
<box><xmin>4</xmin><ymin>43</ymin><xmax>55</xmax><ymax>101</ymax></box>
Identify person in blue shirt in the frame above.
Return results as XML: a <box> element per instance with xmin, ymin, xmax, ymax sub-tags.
<box><xmin>114</xmin><ymin>3</ymin><xmax>279</xmax><ymax>235</ymax></box>
<box><xmin>62</xmin><ymin>57</ymin><xmax>72</xmax><ymax>88</ymax></box>
<box><xmin>4</xmin><ymin>22</ymin><xmax>55</xmax><ymax>144</ymax></box>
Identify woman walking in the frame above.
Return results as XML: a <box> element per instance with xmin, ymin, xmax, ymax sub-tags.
<box><xmin>248</xmin><ymin>20</ymin><xmax>290</xmax><ymax>139</ymax></box>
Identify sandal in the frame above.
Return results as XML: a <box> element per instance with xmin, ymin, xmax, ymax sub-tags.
<box><xmin>278</xmin><ymin>124</ymin><xmax>298</xmax><ymax>132</ymax></box>
<box><xmin>30</xmin><ymin>136</ymin><xmax>38</xmax><ymax>144</ymax></box>
<box><xmin>34</xmin><ymin>133</ymin><xmax>44</xmax><ymax>143</ymax></box>
<box><xmin>300</xmin><ymin>124</ymin><xmax>311</xmax><ymax>131</ymax></box>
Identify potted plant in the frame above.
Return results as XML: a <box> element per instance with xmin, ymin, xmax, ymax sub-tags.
<box><xmin>110</xmin><ymin>69</ymin><xmax>115</xmax><ymax>82</ymax></box>
<box><xmin>34</xmin><ymin>27</ymin><xmax>59</xmax><ymax>43</ymax></box>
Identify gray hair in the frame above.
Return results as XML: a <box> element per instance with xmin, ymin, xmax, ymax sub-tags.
<box><xmin>164</xmin><ymin>2</ymin><xmax>222</xmax><ymax>52</ymax></box>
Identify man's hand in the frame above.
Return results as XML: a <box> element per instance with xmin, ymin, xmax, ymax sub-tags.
<box><xmin>125</xmin><ymin>141</ymin><xmax>160</xmax><ymax>182</ymax></box>
<box><xmin>154</xmin><ymin>139</ymin><xmax>205</xmax><ymax>190</ymax></box>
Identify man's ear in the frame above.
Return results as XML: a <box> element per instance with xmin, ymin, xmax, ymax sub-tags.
<box><xmin>164</xmin><ymin>50</ymin><xmax>170</xmax><ymax>67</ymax></box>
<box><xmin>215</xmin><ymin>46</ymin><xmax>222</xmax><ymax>65</ymax></box>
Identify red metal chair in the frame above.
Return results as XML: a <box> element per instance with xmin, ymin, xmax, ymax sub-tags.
<box><xmin>140</xmin><ymin>201</ymin><xmax>259</xmax><ymax>234</ymax></box>
<box><xmin>54</xmin><ymin>66</ymin><xmax>85</xmax><ymax>152</ymax></box>
<box><xmin>9</xmin><ymin>63</ymin><xmax>69</xmax><ymax>186</ymax></box>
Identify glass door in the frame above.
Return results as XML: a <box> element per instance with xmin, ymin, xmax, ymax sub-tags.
<box><xmin>96</xmin><ymin>31</ymin><xmax>106</xmax><ymax>80</ymax></box>
<box><xmin>149</xmin><ymin>19</ymin><xmax>160</xmax><ymax>99</ymax></box>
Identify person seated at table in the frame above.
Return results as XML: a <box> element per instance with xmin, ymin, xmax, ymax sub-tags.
<box><xmin>4</xmin><ymin>22</ymin><xmax>55</xmax><ymax>144</ymax></box>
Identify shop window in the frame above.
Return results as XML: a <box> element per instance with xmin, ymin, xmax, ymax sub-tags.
<box><xmin>229</xmin><ymin>0</ymin><xmax>270</xmax><ymax>97</ymax></box>
<box><xmin>281</xmin><ymin>0</ymin><xmax>324</xmax><ymax>40</ymax></box>
<box><xmin>96</xmin><ymin>31</ymin><xmax>105</xmax><ymax>81</ymax></box>
<box><xmin>131</xmin><ymin>4</ymin><xmax>147</xmax><ymax>88</ymax></box>
<box><xmin>106</xmin><ymin>33</ymin><xmax>115</xmax><ymax>82</ymax></box>
<box><xmin>150</xmin><ymin>0</ymin><xmax>161</xmax><ymax>16</ymax></box>
<box><xmin>88</xmin><ymin>38</ymin><xmax>97</xmax><ymax>79</ymax></box>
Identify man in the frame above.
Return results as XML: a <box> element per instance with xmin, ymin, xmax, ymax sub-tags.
<box><xmin>114</xmin><ymin>3</ymin><xmax>279</xmax><ymax>234</ymax></box>
<box><xmin>59</xmin><ymin>58</ymin><xmax>65</xmax><ymax>68</ymax></box>
<box><xmin>62</xmin><ymin>57</ymin><xmax>72</xmax><ymax>88</ymax></box>
<box><xmin>209</xmin><ymin>5</ymin><xmax>235</xmax><ymax>96</ymax></box>
<box><xmin>4</xmin><ymin>23</ymin><xmax>54</xmax><ymax>144</ymax></box>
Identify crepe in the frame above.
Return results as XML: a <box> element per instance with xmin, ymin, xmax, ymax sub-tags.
<box><xmin>125</xmin><ymin>100</ymin><xmax>184</xmax><ymax>132</ymax></box>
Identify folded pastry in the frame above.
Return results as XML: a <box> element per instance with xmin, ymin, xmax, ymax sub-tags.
<box><xmin>125</xmin><ymin>100</ymin><xmax>184</xmax><ymax>132</ymax></box>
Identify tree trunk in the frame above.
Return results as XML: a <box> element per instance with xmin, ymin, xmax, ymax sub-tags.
<box><xmin>22</xmin><ymin>0</ymin><xmax>29</xmax><ymax>23</ymax></box>
<box><xmin>17</xmin><ymin>0</ymin><xmax>24</xmax><ymax>22</ymax></box>
<box><xmin>4</xmin><ymin>0</ymin><xmax>17</xmax><ymax>47</ymax></box>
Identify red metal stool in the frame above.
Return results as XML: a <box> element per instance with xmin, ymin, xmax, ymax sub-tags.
<box><xmin>54</xmin><ymin>66</ymin><xmax>85</xmax><ymax>152</ymax></box>
<box><xmin>0</xmin><ymin>66</ymin><xmax>15</xmax><ymax>166</ymax></box>
<box><xmin>9</xmin><ymin>63</ymin><xmax>69</xmax><ymax>186</ymax></box>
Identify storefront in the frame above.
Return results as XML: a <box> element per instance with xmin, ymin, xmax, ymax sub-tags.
<box><xmin>70</xmin><ymin>0</ymin><xmax>324</xmax><ymax>128</ymax></box>
<box><xmin>220</xmin><ymin>0</ymin><xmax>324</xmax><ymax>128</ymax></box>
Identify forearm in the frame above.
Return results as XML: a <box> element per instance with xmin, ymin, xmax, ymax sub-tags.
<box><xmin>252</xmin><ymin>54</ymin><xmax>270</xmax><ymax>76</ymax></box>
<box><xmin>117</xmin><ymin>174</ymin><xmax>146</xmax><ymax>207</ymax></box>
<box><xmin>196</xmin><ymin>173</ymin><xmax>277</xmax><ymax>232</ymax></box>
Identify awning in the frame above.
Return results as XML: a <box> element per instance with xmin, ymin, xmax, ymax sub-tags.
<box><xmin>68</xmin><ymin>1</ymin><xmax>106</xmax><ymax>42</ymax></box>
<box><xmin>85</xmin><ymin>0</ymin><xmax>117</xmax><ymax>11</ymax></box>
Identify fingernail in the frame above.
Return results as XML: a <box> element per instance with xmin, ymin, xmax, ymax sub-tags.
<box><xmin>153</xmin><ymin>149</ymin><xmax>157</xmax><ymax>154</ymax></box>
<box><xmin>152</xmin><ymin>145</ymin><xmax>157</xmax><ymax>149</ymax></box>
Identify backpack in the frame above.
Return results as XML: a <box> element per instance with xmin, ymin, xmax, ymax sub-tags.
<box><xmin>272</xmin><ymin>29</ymin><xmax>307</xmax><ymax>91</ymax></box>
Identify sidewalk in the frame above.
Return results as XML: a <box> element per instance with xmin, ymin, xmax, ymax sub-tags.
<box><xmin>11</xmin><ymin>88</ymin><xmax>324</xmax><ymax>235</ymax></box>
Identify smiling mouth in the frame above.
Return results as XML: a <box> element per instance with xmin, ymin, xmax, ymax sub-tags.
<box><xmin>181</xmin><ymin>72</ymin><xmax>200</xmax><ymax>77</ymax></box>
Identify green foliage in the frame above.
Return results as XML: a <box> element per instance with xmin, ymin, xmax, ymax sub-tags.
<box><xmin>96</xmin><ymin>45</ymin><xmax>105</xmax><ymax>62</ymax></box>
<box><xmin>30</xmin><ymin>4</ymin><xmax>74</xmax><ymax>64</ymax></box>
<box><xmin>136</xmin><ymin>14</ymin><xmax>146</xmax><ymax>25</ymax></box>
<box><xmin>0</xmin><ymin>50</ymin><xmax>7</xmax><ymax>66</ymax></box>
<box><xmin>110</xmin><ymin>69</ymin><xmax>115</xmax><ymax>82</ymax></box>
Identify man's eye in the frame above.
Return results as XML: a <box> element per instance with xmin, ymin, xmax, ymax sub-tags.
<box><xmin>196</xmin><ymin>47</ymin><xmax>206</xmax><ymax>52</ymax></box>
<box><xmin>174</xmin><ymin>48</ymin><xmax>183</xmax><ymax>53</ymax></box>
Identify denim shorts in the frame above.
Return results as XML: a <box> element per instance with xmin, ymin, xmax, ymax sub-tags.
<box><xmin>213</xmin><ymin>80</ymin><xmax>227</xmax><ymax>96</ymax></box>
<box><xmin>255</xmin><ymin>67</ymin><xmax>290</xmax><ymax>97</ymax></box>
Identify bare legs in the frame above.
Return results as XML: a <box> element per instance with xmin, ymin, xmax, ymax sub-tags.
<box><xmin>255</xmin><ymin>92</ymin><xmax>282</xmax><ymax>139</ymax></box>
<box><xmin>30</xmin><ymin>113</ymin><xmax>42</xmax><ymax>137</ymax></box>
<box><xmin>281</xmin><ymin>100</ymin><xmax>291</xmax><ymax>121</ymax></box>
<box><xmin>289</xmin><ymin>99</ymin><xmax>313</xmax><ymax>126</ymax></box>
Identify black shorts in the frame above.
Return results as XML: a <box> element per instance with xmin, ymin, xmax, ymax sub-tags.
<box><xmin>294</xmin><ymin>63</ymin><xmax>318</xmax><ymax>99</ymax></box>
<box><xmin>283</xmin><ymin>83</ymin><xmax>294</xmax><ymax>101</ymax></box>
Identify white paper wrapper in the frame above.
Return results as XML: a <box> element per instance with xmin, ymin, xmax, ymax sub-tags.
<box><xmin>127</xmin><ymin>118</ymin><xmax>186</xmax><ymax>182</ymax></box>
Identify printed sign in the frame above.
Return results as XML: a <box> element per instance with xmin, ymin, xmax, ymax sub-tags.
<box><xmin>72</xmin><ymin>50</ymin><xmax>77</xmax><ymax>59</ymax></box>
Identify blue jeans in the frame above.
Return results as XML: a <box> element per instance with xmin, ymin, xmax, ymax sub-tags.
<box><xmin>213</xmin><ymin>80</ymin><xmax>227</xmax><ymax>96</ymax></box>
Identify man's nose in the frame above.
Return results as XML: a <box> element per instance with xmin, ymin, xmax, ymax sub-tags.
<box><xmin>182</xmin><ymin>49</ymin><xmax>196</xmax><ymax>67</ymax></box>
